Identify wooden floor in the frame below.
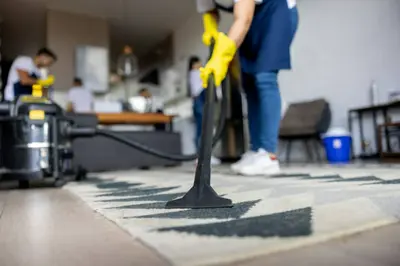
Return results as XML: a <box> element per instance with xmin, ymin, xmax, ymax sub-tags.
<box><xmin>0</xmin><ymin>186</ymin><xmax>167</xmax><ymax>266</ymax></box>
<box><xmin>0</xmin><ymin>184</ymin><xmax>399</xmax><ymax>266</ymax></box>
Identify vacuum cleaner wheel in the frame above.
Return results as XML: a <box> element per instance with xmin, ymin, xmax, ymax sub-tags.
<box><xmin>75</xmin><ymin>166</ymin><xmax>87</xmax><ymax>181</ymax></box>
<box><xmin>18</xmin><ymin>180</ymin><xmax>30</xmax><ymax>189</ymax></box>
<box><xmin>53</xmin><ymin>178</ymin><xmax>67</xmax><ymax>188</ymax></box>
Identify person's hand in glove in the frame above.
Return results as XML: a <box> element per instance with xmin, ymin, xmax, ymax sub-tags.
<box><xmin>202</xmin><ymin>11</ymin><xmax>219</xmax><ymax>46</ymax></box>
<box><xmin>200</xmin><ymin>32</ymin><xmax>237</xmax><ymax>87</ymax></box>
<box><xmin>37</xmin><ymin>75</ymin><xmax>55</xmax><ymax>87</ymax></box>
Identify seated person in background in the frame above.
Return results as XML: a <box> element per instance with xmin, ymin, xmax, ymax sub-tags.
<box><xmin>4</xmin><ymin>48</ymin><xmax>57</xmax><ymax>101</ymax></box>
<box><xmin>139</xmin><ymin>87</ymin><xmax>152</xmax><ymax>99</ymax></box>
<box><xmin>138</xmin><ymin>88</ymin><xmax>164</xmax><ymax>113</ymax></box>
<box><xmin>66</xmin><ymin>78</ymin><xmax>93</xmax><ymax>113</ymax></box>
<box><xmin>138</xmin><ymin>88</ymin><xmax>166</xmax><ymax>131</ymax></box>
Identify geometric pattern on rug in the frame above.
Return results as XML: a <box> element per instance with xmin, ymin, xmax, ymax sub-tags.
<box><xmin>156</xmin><ymin>207</ymin><xmax>313</xmax><ymax>238</ymax></box>
<box><xmin>65</xmin><ymin>164</ymin><xmax>400</xmax><ymax>266</ymax></box>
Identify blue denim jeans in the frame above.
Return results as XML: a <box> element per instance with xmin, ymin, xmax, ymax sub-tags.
<box><xmin>242</xmin><ymin>7</ymin><xmax>299</xmax><ymax>153</ymax></box>
<box><xmin>192</xmin><ymin>90</ymin><xmax>206</xmax><ymax>150</ymax></box>
<box><xmin>243</xmin><ymin>72</ymin><xmax>281</xmax><ymax>153</ymax></box>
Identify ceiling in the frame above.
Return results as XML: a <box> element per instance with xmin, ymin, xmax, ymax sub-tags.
<box><xmin>2</xmin><ymin>0</ymin><xmax>197</xmax><ymax>55</ymax></box>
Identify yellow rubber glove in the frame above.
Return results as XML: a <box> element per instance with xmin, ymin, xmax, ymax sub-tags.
<box><xmin>202</xmin><ymin>12</ymin><xmax>218</xmax><ymax>46</ymax></box>
<box><xmin>200</xmin><ymin>32</ymin><xmax>237</xmax><ymax>88</ymax></box>
<box><xmin>37</xmin><ymin>75</ymin><xmax>55</xmax><ymax>87</ymax></box>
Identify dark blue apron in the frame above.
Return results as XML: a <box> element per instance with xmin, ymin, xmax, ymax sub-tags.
<box><xmin>217</xmin><ymin>0</ymin><xmax>292</xmax><ymax>74</ymax></box>
<box><xmin>13</xmin><ymin>72</ymin><xmax>39</xmax><ymax>99</ymax></box>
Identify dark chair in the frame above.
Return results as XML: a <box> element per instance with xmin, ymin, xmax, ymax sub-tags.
<box><xmin>279</xmin><ymin>99</ymin><xmax>331</xmax><ymax>163</ymax></box>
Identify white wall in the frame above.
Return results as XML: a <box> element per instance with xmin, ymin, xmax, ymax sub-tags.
<box><xmin>282</xmin><ymin>0</ymin><xmax>400</xmax><ymax>115</ymax></box>
<box><xmin>280</xmin><ymin>0</ymin><xmax>400</xmax><ymax>157</ymax></box>
<box><xmin>47</xmin><ymin>10</ymin><xmax>110</xmax><ymax>91</ymax></box>
<box><xmin>172</xmin><ymin>0</ymin><xmax>400</xmax><ymax>158</ymax></box>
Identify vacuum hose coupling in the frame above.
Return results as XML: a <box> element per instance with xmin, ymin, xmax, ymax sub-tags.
<box><xmin>32</xmin><ymin>84</ymin><xmax>43</xmax><ymax>98</ymax></box>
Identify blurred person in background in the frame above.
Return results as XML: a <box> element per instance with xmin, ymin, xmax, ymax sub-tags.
<box><xmin>4</xmin><ymin>48</ymin><xmax>57</xmax><ymax>101</ymax></box>
<box><xmin>188</xmin><ymin>56</ymin><xmax>221</xmax><ymax>165</ymax></box>
<box><xmin>138</xmin><ymin>87</ymin><xmax>152</xmax><ymax>99</ymax></box>
<box><xmin>66</xmin><ymin>78</ymin><xmax>93</xmax><ymax>113</ymax></box>
<box><xmin>138</xmin><ymin>87</ymin><xmax>166</xmax><ymax>131</ymax></box>
<box><xmin>117</xmin><ymin>45</ymin><xmax>139</xmax><ymax>79</ymax></box>
<box><xmin>138</xmin><ymin>87</ymin><xmax>164</xmax><ymax>113</ymax></box>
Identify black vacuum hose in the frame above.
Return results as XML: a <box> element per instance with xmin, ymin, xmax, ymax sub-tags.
<box><xmin>94</xmin><ymin>76</ymin><xmax>229</xmax><ymax>162</ymax></box>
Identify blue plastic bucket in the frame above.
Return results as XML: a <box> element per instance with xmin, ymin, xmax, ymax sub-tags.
<box><xmin>322</xmin><ymin>130</ymin><xmax>352</xmax><ymax>164</ymax></box>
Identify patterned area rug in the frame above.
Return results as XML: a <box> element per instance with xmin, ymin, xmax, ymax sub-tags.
<box><xmin>65</xmin><ymin>164</ymin><xmax>400</xmax><ymax>266</ymax></box>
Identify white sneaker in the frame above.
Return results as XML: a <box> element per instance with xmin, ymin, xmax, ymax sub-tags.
<box><xmin>237</xmin><ymin>149</ymin><xmax>280</xmax><ymax>176</ymax></box>
<box><xmin>196</xmin><ymin>156</ymin><xmax>221</xmax><ymax>166</ymax></box>
<box><xmin>211</xmin><ymin>156</ymin><xmax>221</xmax><ymax>166</ymax></box>
<box><xmin>231</xmin><ymin>151</ymin><xmax>256</xmax><ymax>173</ymax></box>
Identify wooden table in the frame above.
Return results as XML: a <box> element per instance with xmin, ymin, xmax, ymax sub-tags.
<box><xmin>348</xmin><ymin>101</ymin><xmax>400</xmax><ymax>159</ymax></box>
<box><xmin>95</xmin><ymin>112</ymin><xmax>176</xmax><ymax>131</ymax></box>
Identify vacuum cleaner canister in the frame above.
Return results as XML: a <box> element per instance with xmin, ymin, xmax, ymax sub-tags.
<box><xmin>0</xmin><ymin>98</ymin><xmax>69</xmax><ymax>188</ymax></box>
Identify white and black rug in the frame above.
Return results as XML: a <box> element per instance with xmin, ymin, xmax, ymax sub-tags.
<box><xmin>65</xmin><ymin>164</ymin><xmax>400</xmax><ymax>266</ymax></box>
